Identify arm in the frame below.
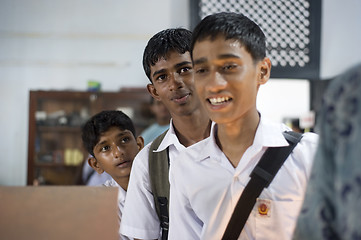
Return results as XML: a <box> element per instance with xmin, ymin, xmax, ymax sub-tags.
<box><xmin>120</xmin><ymin>145</ymin><xmax>161</xmax><ymax>240</ymax></box>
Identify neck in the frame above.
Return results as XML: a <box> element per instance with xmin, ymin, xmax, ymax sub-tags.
<box><xmin>172</xmin><ymin>108</ymin><xmax>211</xmax><ymax>147</ymax></box>
<box><xmin>157</xmin><ymin>117</ymin><xmax>171</xmax><ymax>126</ymax></box>
<box><xmin>216</xmin><ymin>110</ymin><xmax>260</xmax><ymax>167</ymax></box>
<box><xmin>115</xmin><ymin>176</ymin><xmax>129</xmax><ymax>191</ymax></box>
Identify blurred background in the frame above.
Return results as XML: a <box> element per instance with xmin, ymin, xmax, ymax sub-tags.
<box><xmin>0</xmin><ymin>0</ymin><xmax>360</xmax><ymax>186</ymax></box>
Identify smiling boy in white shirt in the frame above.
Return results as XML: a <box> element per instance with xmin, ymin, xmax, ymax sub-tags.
<box><xmin>169</xmin><ymin>12</ymin><xmax>318</xmax><ymax>240</ymax></box>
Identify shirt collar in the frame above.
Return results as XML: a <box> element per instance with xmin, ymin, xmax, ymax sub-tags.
<box><xmin>117</xmin><ymin>184</ymin><xmax>127</xmax><ymax>203</ymax></box>
<box><xmin>153</xmin><ymin>119</ymin><xmax>185</xmax><ymax>152</ymax></box>
<box><xmin>195</xmin><ymin>116</ymin><xmax>290</xmax><ymax>162</ymax></box>
<box><xmin>187</xmin><ymin>121</ymin><xmax>218</xmax><ymax>162</ymax></box>
<box><xmin>104</xmin><ymin>178</ymin><xmax>127</xmax><ymax>203</ymax></box>
<box><xmin>254</xmin><ymin>117</ymin><xmax>290</xmax><ymax>147</ymax></box>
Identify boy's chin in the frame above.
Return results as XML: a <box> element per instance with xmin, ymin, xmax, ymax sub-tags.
<box><xmin>115</xmin><ymin>168</ymin><xmax>131</xmax><ymax>178</ymax></box>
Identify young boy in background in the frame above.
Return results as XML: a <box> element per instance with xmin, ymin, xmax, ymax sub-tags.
<box><xmin>140</xmin><ymin>97</ymin><xmax>171</xmax><ymax>145</ymax></box>
<box><xmin>169</xmin><ymin>12</ymin><xmax>318</xmax><ymax>240</ymax></box>
<box><xmin>81</xmin><ymin>110</ymin><xmax>144</xmax><ymax>240</ymax></box>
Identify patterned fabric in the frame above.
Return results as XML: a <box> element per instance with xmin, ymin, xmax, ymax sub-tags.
<box><xmin>293</xmin><ymin>63</ymin><xmax>361</xmax><ymax>240</ymax></box>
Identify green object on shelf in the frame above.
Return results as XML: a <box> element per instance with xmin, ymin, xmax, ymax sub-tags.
<box><xmin>88</xmin><ymin>81</ymin><xmax>101</xmax><ymax>92</ymax></box>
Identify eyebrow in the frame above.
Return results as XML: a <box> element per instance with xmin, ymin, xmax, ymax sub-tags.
<box><xmin>193</xmin><ymin>57</ymin><xmax>207</xmax><ymax>66</ymax></box>
<box><xmin>95</xmin><ymin>139</ymin><xmax>108</xmax><ymax>149</ymax></box>
<box><xmin>193</xmin><ymin>54</ymin><xmax>241</xmax><ymax>66</ymax></box>
<box><xmin>218</xmin><ymin>53</ymin><xmax>241</xmax><ymax>60</ymax></box>
<box><xmin>95</xmin><ymin>131</ymin><xmax>131</xmax><ymax>148</ymax></box>
<box><xmin>174</xmin><ymin>61</ymin><xmax>192</xmax><ymax>69</ymax></box>
<box><xmin>152</xmin><ymin>69</ymin><xmax>166</xmax><ymax>78</ymax></box>
<box><xmin>152</xmin><ymin>61</ymin><xmax>192</xmax><ymax>78</ymax></box>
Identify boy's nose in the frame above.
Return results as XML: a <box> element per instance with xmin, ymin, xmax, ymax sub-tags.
<box><xmin>206</xmin><ymin>71</ymin><xmax>227</xmax><ymax>92</ymax></box>
<box><xmin>113</xmin><ymin>146</ymin><xmax>122</xmax><ymax>158</ymax></box>
<box><xmin>169</xmin><ymin>73</ymin><xmax>184</xmax><ymax>91</ymax></box>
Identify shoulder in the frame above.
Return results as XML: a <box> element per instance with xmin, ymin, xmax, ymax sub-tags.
<box><xmin>291</xmin><ymin>131</ymin><xmax>319</xmax><ymax>159</ymax></box>
<box><xmin>133</xmin><ymin>129</ymin><xmax>173</xmax><ymax>170</ymax></box>
<box><xmin>297</xmin><ymin>132</ymin><xmax>319</xmax><ymax>151</ymax></box>
<box><xmin>132</xmin><ymin>143</ymin><xmax>152</xmax><ymax>171</ymax></box>
<box><xmin>137</xmin><ymin>142</ymin><xmax>152</xmax><ymax>157</ymax></box>
<box><xmin>289</xmin><ymin>132</ymin><xmax>319</xmax><ymax>173</ymax></box>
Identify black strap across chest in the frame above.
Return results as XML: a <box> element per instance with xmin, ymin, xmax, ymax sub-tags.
<box><xmin>221</xmin><ymin>131</ymin><xmax>303</xmax><ymax>240</ymax></box>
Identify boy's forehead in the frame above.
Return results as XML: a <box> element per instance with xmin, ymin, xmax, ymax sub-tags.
<box><xmin>194</xmin><ymin>35</ymin><xmax>241</xmax><ymax>48</ymax></box>
<box><xmin>154</xmin><ymin>50</ymin><xmax>191</xmax><ymax>63</ymax></box>
<box><xmin>150</xmin><ymin>51</ymin><xmax>191</xmax><ymax>71</ymax></box>
<box><xmin>193</xmin><ymin>37</ymin><xmax>244</xmax><ymax>57</ymax></box>
<box><xmin>100</xmin><ymin>127</ymin><xmax>131</xmax><ymax>138</ymax></box>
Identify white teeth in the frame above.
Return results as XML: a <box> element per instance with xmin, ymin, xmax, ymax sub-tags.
<box><xmin>209</xmin><ymin>97</ymin><xmax>230</xmax><ymax>105</ymax></box>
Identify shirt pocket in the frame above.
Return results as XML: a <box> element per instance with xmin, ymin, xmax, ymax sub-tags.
<box><xmin>254</xmin><ymin>198</ymin><xmax>302</xmax><ymax>240</ymax></box>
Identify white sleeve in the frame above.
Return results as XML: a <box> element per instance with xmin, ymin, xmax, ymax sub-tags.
<box><xmin>293</xmin><ymin>131</ymin><xmax>319</xmax><ymax>179</ymax></box>
<box><xmin>168</xmin><ymin>156</ymin><xmax>203</xmax><ymax>240</ymax></box>
<box><xmin>120</xmin><ymin>144</ymin><xmax>161</xmax><ymax>239</ymax></box>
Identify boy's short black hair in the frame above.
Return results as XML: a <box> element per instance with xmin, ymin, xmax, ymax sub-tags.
<box><xmin>143</xmin><ymin>28</ymin><xmax>192</xmax><ymax>82</ymax></box>
<box><xmin>81</xmin><ymin>110</ymin><xmax>136</xmax><ymax>157</ymax></box>
<box><xmin>191</xmin><ymin>12</ymin><xmax>266</xmax><ymax>63</ymax></box>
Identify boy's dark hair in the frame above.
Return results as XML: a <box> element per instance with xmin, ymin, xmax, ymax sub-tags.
<box><xmin>81</xmin><ymin>110</ymin><xmax>136</xmax><ymax>157</ymax></box>
<box><xmin>143</xmin><ymin>28</ymin><xmax>192</xmax><ymax>82</ymax></box>
<box><xmin>191</xmin><ymin>12</ymin><xmax>266</xmax><ymax>63</ymax></box>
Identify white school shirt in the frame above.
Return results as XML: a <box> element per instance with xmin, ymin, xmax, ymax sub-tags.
<box><xmin>121</xmin><ymin>120</ymin><xmax>208</xmax><ymax>239</ymax></box>
<box><xmin>169</xmin><ymin>117</ymin><xmax>319</xmax><ymax>240</ymax></box>
<box><xmin>103</xmin><ymin>179</ymin><xmax>133</xmax><ymax>240</ymax></box>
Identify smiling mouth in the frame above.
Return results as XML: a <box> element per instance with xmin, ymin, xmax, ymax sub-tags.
<box><xmin>208</xmin><ymin>96</ymin><xmax>232</xmax><ymax>105</ymax></box>
<box><xmin>173</xmin><ymin>93</ymin><xmax>190</xmax><ymax>103</ymax></box>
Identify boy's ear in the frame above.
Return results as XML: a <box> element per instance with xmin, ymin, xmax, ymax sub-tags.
<box><xmin>136</xmin><ymin>136</ymin><xmax>144</xmax><ymax>151</ymax></box>
<box><xmin>258</xmin><ymin>57</ymin><xmax>272</xmax><ymax>85</ymax></box>
<box><xmin>87</xmin><ymin>157</ymin><xmax>104</xmax><ymax>174</ymax></box>
<box><xmin>147</xmin><ymin>84</ymin><xmax>161</xmax><ymax>101</ymax></box>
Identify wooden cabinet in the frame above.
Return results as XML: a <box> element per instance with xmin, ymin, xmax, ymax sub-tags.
<box><xmin>27</xmin><ymin>89</ymin><xmax>152</xmax><ymax>185</ymax></box>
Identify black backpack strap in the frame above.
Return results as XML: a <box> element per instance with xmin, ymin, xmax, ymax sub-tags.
<box><xmin>222</xmin><ymin>131</ymin><xmax>303</xmax><ymax>240</ymax></box>
<box><xmin>148</xmin><ymin>130</ymin><xmax>170</xmax><ymax>240</ymax></box>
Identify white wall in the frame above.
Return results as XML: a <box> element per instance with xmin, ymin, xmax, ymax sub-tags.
<box><xmin>0</xmin><ymin>0</ymin><xmax>360</xmax><ymax>186</ymax></box>
<box><xmin>320</xmin><ymin>0</ymin><xmax>361</xmax><ymax>79</ymax></box>
<box><xmin>0</xmin><ymin>0</ymin><xmax>189</xmax><ymax>185</ymax></box>
<box><xmin>257</xmin><ymin>79</ymin><xmax>310</xmax><ymax>123</ymax></box>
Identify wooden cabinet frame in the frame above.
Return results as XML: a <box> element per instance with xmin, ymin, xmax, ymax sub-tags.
<box><xmin>27</xmin><ymin>89</ymin><xmax>151</xmax><ymax>185</ymax></box>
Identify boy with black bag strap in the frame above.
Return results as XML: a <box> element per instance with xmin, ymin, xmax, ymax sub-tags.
<box><xmin>120</xmin><ymin>28</ymin><xmax>211</xmax><ymax>240</ymax></box>
<box><xmin>168</xmin><ymin>12</ymin><xmax>319</xmax><ymax>240</ymax></box>
<box><xmin>150</xmin><ymin>130</ymin><xmax>302</xmax><ymax>240</ymax></box>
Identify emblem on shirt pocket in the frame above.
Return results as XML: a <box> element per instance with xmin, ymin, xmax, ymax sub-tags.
<box><xmin>256</xmin><ymin>198</ymin><xmax>271</xmax><ymax>217</ymax></box>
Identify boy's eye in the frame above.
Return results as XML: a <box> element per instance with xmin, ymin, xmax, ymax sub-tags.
<box><xmin>179</xmin><ymin>66</ymin><xmax>192</xmax><ymax>74</ymax></box>
<box><xmin>195</xmin><ymin>67</ymin><xmax>207</xmax><ymax>74</ymax></box>
<box><xmin>222</xmin><ymin>63</ymin><xmax>238</xmax><ymax>71</ymax></box>
<box><xmin>155</xmin><ymin>74</ymin><xmax>167</xmax><ymax>82</ymax></box>
<box><xmin>100</xmin><ymin>145</ymin><xmax>110</xmax><ymax>152</ymax></box>
<box><xmin>120</xmin><ymin>137</ymin><xmax>130</xmax><ymax>144</ymax></box>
